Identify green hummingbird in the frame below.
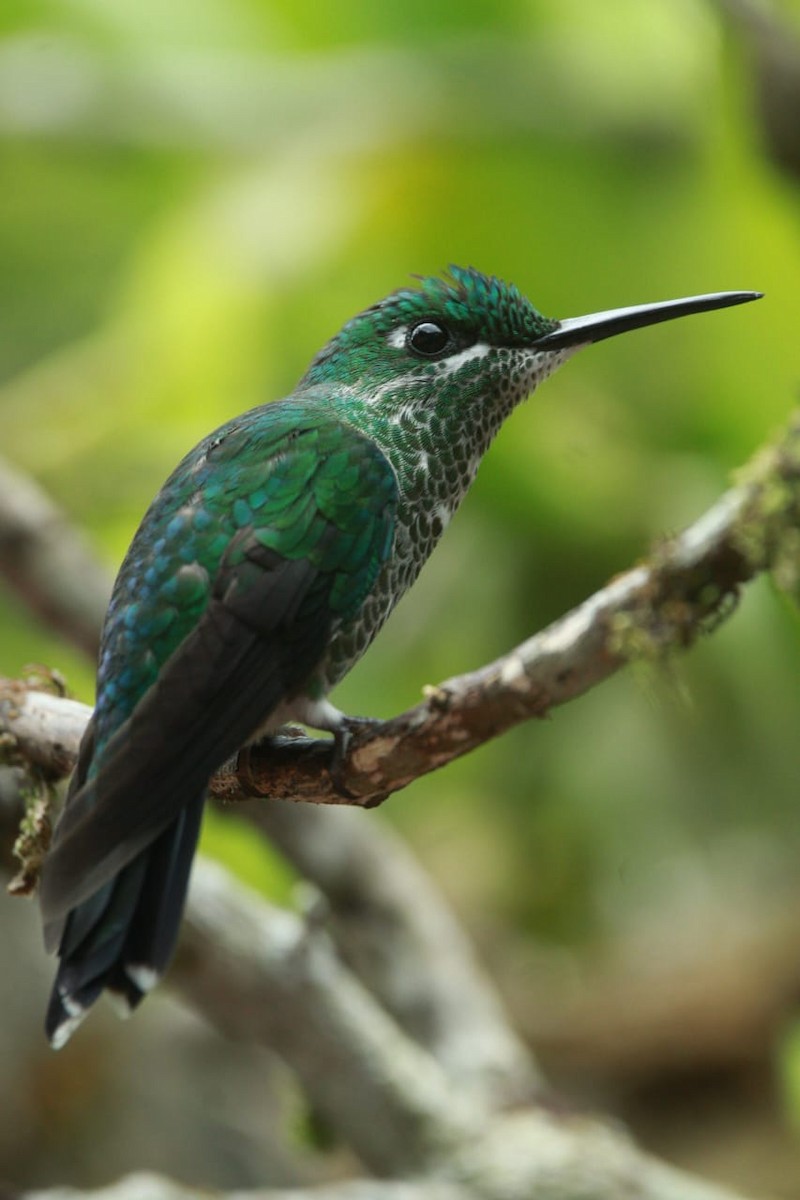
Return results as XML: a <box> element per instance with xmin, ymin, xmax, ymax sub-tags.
<box><xmin>39</xmin><ymin>267</ymin><xmax>760</xmax><ymax>1047</ymax></box>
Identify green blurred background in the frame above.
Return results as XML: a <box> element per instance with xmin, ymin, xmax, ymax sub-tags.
<box><xmin>2</xmin><ymin>0</ymin><xmax>800</xmax><ymax>1194</ymax></box>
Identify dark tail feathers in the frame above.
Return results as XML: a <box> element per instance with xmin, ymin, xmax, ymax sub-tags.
<box><xmin>45</xmin><ymin>793</ymin><xmax>205</xmax><ymax>1048</ymax></box>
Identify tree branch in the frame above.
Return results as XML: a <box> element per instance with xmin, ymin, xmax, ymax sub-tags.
<box><xmin>175</xmin><ymin>866</ymin><xmax>753</xmax><ymax>1199</ymax></box>
<box><xmin>4</xmin><ymin>415</ymin><xmax>796</xmax><ymax>1200</ymax></box>
<box><xmin>175</xmin><ymin>858</ymin><xmax>481</xmax><ymax>1177</ymax></box>
<box><xmin>5</xmin><ymin>414</ymin><xmax>800</xmax><ymax>817</ymax></box>
<box><xmin>21</xmin><ymin>1173</ymin><xmax>470</xmax><ymax>1200</ymax></box>
<box><xmin>0</xmin><ymin>454</ymin><xmax>110</xmax><ymax>659</ymax></box>
<box><xmin>169</xmin><ymin>411</ymin><xmax>800</xmax><ymax>806</ymax></box>
<box><xmin>1</xmin><ymin>781</ymin><xmax>755</xmax><ymax>1200</ymax></box>
<box><xmin>714</xmin><ymin>0</ymin><xmax>800</xmax><ymax>183</ymax></box>
<box><xmin>4</xmin><ymin>412</ymin><xmax>800</xmax><ymax>867</ymax></box>
<box><xmin>231</xmin><ymin>802</ymin><xmax>542</xmax><ymax>1109</ymax></box>
<box><xmin>0</xmin><ymin>675</ymin><xmax>540</xmax><ymax>1112</ymax></box>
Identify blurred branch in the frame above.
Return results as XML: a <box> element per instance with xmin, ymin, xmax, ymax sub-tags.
<box><xmin>1</xmin><ymin>769</ymin><xmax>763</xmax><ymax>1200</ymax></box>
<box><xmin>0</xmin><ymin>453</ymin><xmax>110</xmax><ymax>658</ymax></box>
<box><xmin>0</xmin><ymin>791</ymin><xmax>753</xmax><ymax>1198</ymax></box>
<box><xmin>714</xmin><ymin>0</ymin><xmax>800</xmax><ymax>181</ymax></box>
<box><xmin>176</xmin><ymin>858</ymin><xmax>479</xmax><ymax>1177</ymax></box>
<box><xmin>235</xmin><ymin>802</ymin><xmax>542</xmax><ymax>1108</ymax></box>
<box><xmin>22</xmin><ymin>1175</ymin><xmax>469</xmax><ymax>1200</ymax></box>
<box><xmin>18</xmin><ymin>1124</ymin><xmax>749</xmax><ymax>1200</ymax></box>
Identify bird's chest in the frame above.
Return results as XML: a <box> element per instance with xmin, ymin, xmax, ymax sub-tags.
<box><xmin>318</xmin><ymin>441</ymin><xmax>481</xmax><ymax>691</ymax></box>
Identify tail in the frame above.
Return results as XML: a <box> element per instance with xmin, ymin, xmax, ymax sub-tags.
<box><xmin>41</xmin><ymin>548</ymin><xmax>336</xmax><ymax>1047</ymax></box>
<box><xmin>44</xmin><ymin>792</ymin><xmax>205</xmax><ymax>1049</ymax></box>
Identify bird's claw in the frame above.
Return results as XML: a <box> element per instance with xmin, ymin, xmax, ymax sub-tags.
<box><xmin>330</xmin><ymin>715</ymin><xmax>381</xmax><ymax>799</ymax></box>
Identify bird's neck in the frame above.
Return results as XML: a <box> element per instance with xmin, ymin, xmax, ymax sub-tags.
<box><xmin>324</xmin><ymin>377</ymin><xmax>510</xmax><ymax>516</ymax></box>
<box><xmin>320</xmin><ymin>347</ymin><xmax>571</xmax><ymax>516</ymax></box>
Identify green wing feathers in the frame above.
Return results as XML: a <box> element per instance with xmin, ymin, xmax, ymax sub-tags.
<box><xmin>41</xmin><ymin>402</ymin><xmax>399</xmax><ymax>932</ymax></box>
<box><xmin>92</xmin><ymin>401</ymin><xmax>399</xmax><ymax>755</ymax></box>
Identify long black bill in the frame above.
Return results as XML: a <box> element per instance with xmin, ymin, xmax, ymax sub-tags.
<box><xmin>533</xmin><ymin>290</ymin><xmax>762</xmax><ymax>350</ymax></box>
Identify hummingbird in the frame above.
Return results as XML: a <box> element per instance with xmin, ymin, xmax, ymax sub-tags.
<box><xmin>39</xmin><ymin>267</ymin><xmax>761</xmax><ymax>1047</ymax></box>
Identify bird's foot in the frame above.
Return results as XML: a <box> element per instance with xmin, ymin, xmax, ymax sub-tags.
<box><xmin>330</xmin><ymin>715</ymin><xmax>381</xmax><ymax>800</ymax></box>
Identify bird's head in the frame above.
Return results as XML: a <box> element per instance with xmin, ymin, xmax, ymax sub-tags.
<box><xmin>300</xmin><ymin>266</ymin><xmax>760</xmax><ymax>443</ymax></box>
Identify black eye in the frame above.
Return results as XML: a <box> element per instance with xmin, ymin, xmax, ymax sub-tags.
<box><xmin>406</xmin><ymin>321</ymin><xmax>450</xmax><ymax>358</ymax></box>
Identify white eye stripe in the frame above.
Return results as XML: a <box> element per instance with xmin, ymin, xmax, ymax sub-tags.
<box><xmin>387</xmin><ymin>327</ymin><xmax>407</xmax><ymax>349</ymax></box>
<box><xmin>434</xmin><ymin>342</ymin><xmax>490</xmax><ymax>375</ymax></box>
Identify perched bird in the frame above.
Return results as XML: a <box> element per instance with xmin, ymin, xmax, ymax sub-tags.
<box><xmin>39</xmin><ymin>267</ymin><xmax>761</xmax><ymax>1047</ymax></box>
